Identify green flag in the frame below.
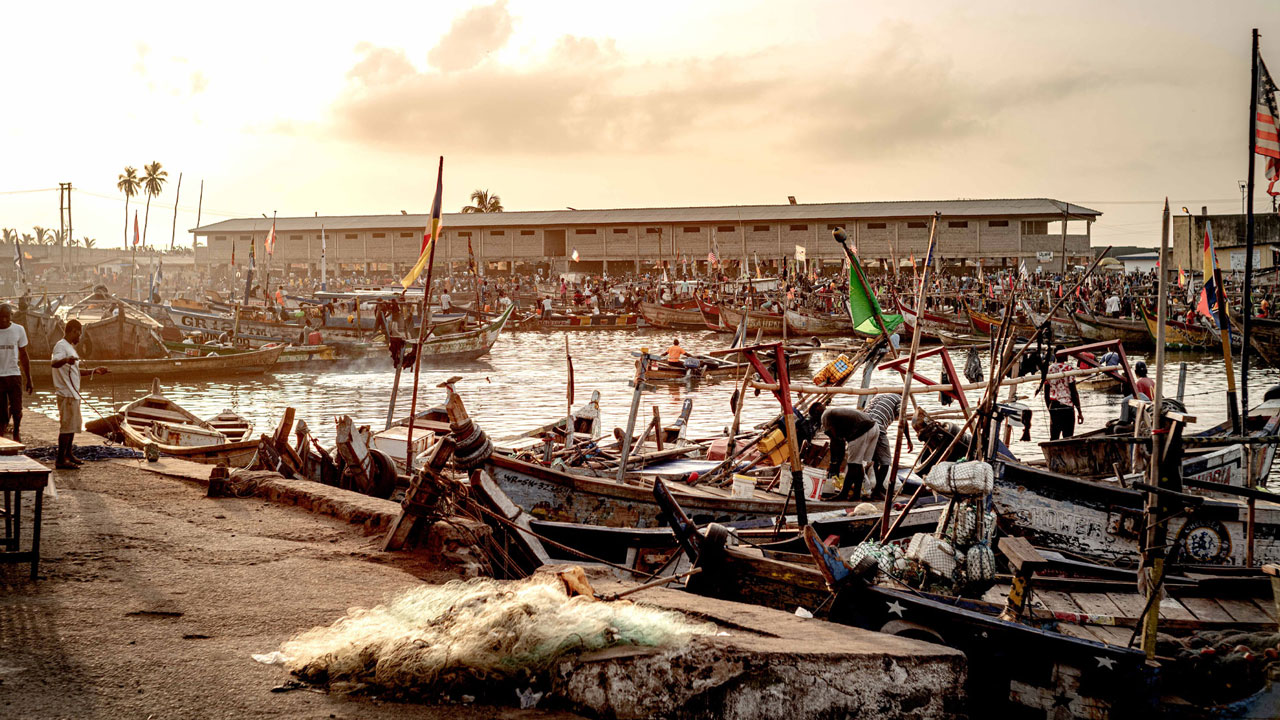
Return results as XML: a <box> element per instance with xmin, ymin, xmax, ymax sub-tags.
<box><xmin>848</xmin><ymin>251</ymin><xmax>902</xmax><ymax>337</ymax></box>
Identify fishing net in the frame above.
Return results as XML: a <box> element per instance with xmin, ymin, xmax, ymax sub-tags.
<box><xmin>1158</xmin><ymin>630</ymin><xmax>1280</xmax><ymax>706</ymax></box>
<box><xmin>277</xmin><ymin>572</ymin><xmax>714</xmax><ymax>702</ymax></box>
<box><xmin>924</xmin><ymin>461</ymin><xmax>994</xmax><ymax>497</ymax></box>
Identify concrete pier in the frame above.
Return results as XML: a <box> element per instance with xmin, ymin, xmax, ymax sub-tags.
<box><xmin>554</xmin><ymin>582</ymin><xmax>966</xmax><ymax>719</ymax></box>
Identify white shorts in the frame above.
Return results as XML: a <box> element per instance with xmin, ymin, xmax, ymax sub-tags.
<box><xmin>57</xmin><ymin>395</ymin><xmax>82</xmax><ymax>434</ymax></box>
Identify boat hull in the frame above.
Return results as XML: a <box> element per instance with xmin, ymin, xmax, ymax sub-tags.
<box><xmin>30</xmin><ymin>343</ymin><xmax>285</xmax><ymax>381</ymax></box>
<box><xmin>638</xmin><ymin>302</ymin><xmax>705</xmax><ymax>330</ymax></box>
<box><xmin>718</xmin><ymin>305</ymin><xmax>784</xmax><ymax>334</ymax></box>
<box><xmin>783</xmin><ymin>308</ymin><xmax>851</xmax><ymax>337</ymax></box>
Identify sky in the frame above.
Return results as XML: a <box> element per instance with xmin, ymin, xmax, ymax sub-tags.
<box><xmin>1</xmin><ymin>0</ymin><xmax>1278</xmax><ymax>250</ymax></box>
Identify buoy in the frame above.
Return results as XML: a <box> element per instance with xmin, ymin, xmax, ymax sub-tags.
<box><xmin>687</xmin><ymin>471</ymin><xmax>699</xmax><ymax>484</ymax></box>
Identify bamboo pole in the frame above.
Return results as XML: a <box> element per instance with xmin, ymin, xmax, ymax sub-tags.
<box><xmin>1140</xmin><ymin>199</ymin><xmax>1171</xmax><ymax>660</ymax></box>
<box><xmin>403</xmin><ymin>157</ymin><xmax>445</xmax><ymax>459</ymax></box>
<box><xmin>880</xmin><ymin>212</ymin><xmax>939</xmax><ymax>540</ymax></box>
<box><xmin>750</xmin><ymin>365</ymin><xmax>1109</xmax><ymax>396</ymax></box>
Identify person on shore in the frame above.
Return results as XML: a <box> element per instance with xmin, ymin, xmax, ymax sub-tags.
<box><xmin>1105</xmin><ymin>292</ymin><xmax>1121</xmax><ymax>318</ymax></box>
<box><xmin>51</xmin><ymin>320</ymin><xmax>106</xmax><ymax>469</ymax></box>
<box><xmin>0</xmin><ymin>304</ymin><xmax>32</xmax><ymax>442</ymax></box>
<box><xmin>1043</xmin><ymin>346</ymin><xmax>1084</xmax><ymax>440</ymax></box>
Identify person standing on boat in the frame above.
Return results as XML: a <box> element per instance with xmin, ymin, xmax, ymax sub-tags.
<box><xmin>0</xmin><ymin>304</ymin><xmax>32</xmax><ymax>442</ymax></box>
<box><xmin>50</xmin><ymin>320</ymin><xmax>106</xmax><ymax>470</ymax></box>
<box><xmin>1042</xmin><ymin>346</ymin><xmax>1084</xmax><ymax>440</ymax></box>
<box><xmin>1105</xmin><ymin>291</ymin><xmax>1121</xmax><ymax>318</ymax></box>
<box><xmin>817</xmin><ymin>395</ymin><xmax>897</xmax><ymax>502</ymax></box>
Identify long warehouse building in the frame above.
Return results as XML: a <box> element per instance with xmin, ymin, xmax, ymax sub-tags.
<box><xmin>190</xmin><ymin>198</ymin><xmax>1099</xmax><ymax>277</ymax></box>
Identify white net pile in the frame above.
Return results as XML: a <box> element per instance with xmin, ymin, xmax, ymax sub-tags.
<box><xmin>278</xmin><ymin>573</ymin><xmax>714</xmax><ymax>700</ymax></box>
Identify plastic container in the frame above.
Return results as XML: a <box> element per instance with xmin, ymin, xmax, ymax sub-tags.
<box><xmin>731</xmin><ymin>474</ymin><xmax>756</xmax><ymax>499</ymax></box>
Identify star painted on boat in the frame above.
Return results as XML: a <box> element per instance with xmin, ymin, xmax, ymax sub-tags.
<box><xmin>1096</xmin><ymin>656</ymin><xmax>1116</xmax><ymax>670</ymax></box>
<box><xmin>886</xmin><ymin>600</ymin><xmax>906</xmax><ymax>617</ymax></box>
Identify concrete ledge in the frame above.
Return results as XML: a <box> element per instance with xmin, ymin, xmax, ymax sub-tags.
<box><xmin>110</xmin><ymin>458</ymin><xmax>401</xmax><ymax>535</ymax></box>
<box><xmin>554</xmin><ymin>584</ymin><xmax>966</xmax><ymax>719</ymax></box>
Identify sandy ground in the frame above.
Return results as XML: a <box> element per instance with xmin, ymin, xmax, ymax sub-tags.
<box><xmin>0</xmin><ymin>412</ymin><xmax>577</xmax><ymax>720</ymax></box>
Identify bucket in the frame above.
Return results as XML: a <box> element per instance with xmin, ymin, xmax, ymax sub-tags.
<box><xmin>731</xmin><ymin>474</ymin><xmax>756</xmax><ymax>499</ymax></box>
<box><xmin>802</xmin><ymin>467</ymin><xmax>825</xmax><ymax>501</ymax></box>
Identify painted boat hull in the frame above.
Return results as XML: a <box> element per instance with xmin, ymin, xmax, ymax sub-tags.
<box><xmin>995</xmin><ymin>459</ymin><xmax>1280</xmax><ymax>567</ymax></box>
<box><xmin>783</xmin><ymin>308</ymin><xmax>851</xmax><ymax>337</ymax></box>
<box><xmin>718</xmin><ymin>305</ymin><xmax>784</xmax><ymax>334</ymax></box>
<box><xmin>1072</xmin><ymin>313</ymin><xmax>1151</xmax><ymax>347</ymax></box>
<box><xmin>417</xmin><ymin>303</ymin><xmax>513</xmax><ymax>361</ymax></box>
<box><xmin>482</xmin><ymin>453</ymin><xmax>857</xmax><ymax>528</ymax></box>
<box><xmin>638</xmin><ymin>302</ymin><xmax>706</xmax><ymax>330</ymax></box>
<box><xmin>30</xmin><ymin>343</ymin><xmax>285</xmax><ymax>381</ymax></box>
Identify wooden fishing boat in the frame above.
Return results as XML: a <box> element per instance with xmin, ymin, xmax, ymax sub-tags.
<box><xmin>1072</xmin><ymin>312</ymin><xmax>1151</xmax><ymax>348</ymax></box>
<box><xmin>111</xmin><ymin>381</ymin><xmax>260</xmax><ymax>466</ymax></box>
<box><xmin>29</xmin><ymin>343</ymin><xmax>285</xmax><ymax>381</ymax></box>
<box><xmin>1139</xmin><ymin>305</ymin><xmax>1216</xmax><ymax>350</ymax></box>
<box><xmin>163</xmin><ymin>340</ymin><xmax>340</xmax><ymax>367</ymax></box>
<box><xmin>783</xmin><ymin>307</ymin><xmax>852</xmax><ymax>337</ymax></box>
<box><xmin>695</xmin><ymin>296</ymin><xmax>725</xmax><ymax>331</ymax></box>
<box><xmin>166</xmin><ymin>305</ymin><xmax>370</xmax><ymax>342</ymax></box>
<box><xmin>642</xmin><ymin>345</ymin><xmax>816</xmax><ymax>382</ymax></box>
<box><xmin>1245</xmin><ymin>316</ymin><xmax>1280</xmax><ymax>367</ymax></box>
<box><xmin>55</xmin><ymin>288</ymin><xmax>168</xmax><ymax>360</ymax></box>
<box><xmin>415</xmin><ymin>303</ymin><xmax>513</xmax><ymax>361</ymax></box>
<box><xmin>718</xmin><ymin>304</ymin><xmax>784</xmax><ymax>334</ymax></box>
<box><xmin>638</xmin><ymin>301</ymin><xmax>706</xmax><ymax>330</ymax></box>
<box><xmin>481</xmin><ymin>452</ymin><xmax>862</xmax><ymax>528</ymax></box>
<box><xmin>657</xmin><ymin>487</ymin><xmax>1280</xmax><ymax>718</ymax></box>
<box><xmin>1024</xmin><ymin>303</ymin><xmax>1082</xmax><ymax>341</ymax></box>
<box><xmin>538</xmin><ymin>312</ymin><xmax>639</xmax><ymax>331</ymax></box>
<box><xmin>934</xmin><ymin>328</ymin><xmax>989</xmax><ymax>347</ymax></box>
<box><xmin>896</xmin><ymin>302</ymin><xmax>962</xmax><ymax>342</ymax></box>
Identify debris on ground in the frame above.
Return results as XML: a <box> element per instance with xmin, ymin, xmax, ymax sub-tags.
<box><xmin>23</xmin><ymin>445</ymin><xmax>142</xmax><ymax>462</ymax></box>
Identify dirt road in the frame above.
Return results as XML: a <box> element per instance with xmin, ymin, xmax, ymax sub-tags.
<box><xmin>0</xmin><ymin>413</ymin><xmax>574</xmax><ymax>719</ymax></box>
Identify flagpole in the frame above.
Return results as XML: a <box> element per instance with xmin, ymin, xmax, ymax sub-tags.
<box><xmin>1243</xmin><ymin>27</ymin><xmax>1260</xmax><ymax>415</ymax></box>
<box><xmin>403</xmin><ymin>157</ymin><xmax>445</xmax><ymax>459</ymax></box>
<box><xmin>321</xmin><ymin>226</ymin><xmax>327</xmax><ymax>292</ymax></box>
<box><xmin>1209</xmin><ymin>221</ymin><xmax>1242</xmax><ymax>434</ymax></box>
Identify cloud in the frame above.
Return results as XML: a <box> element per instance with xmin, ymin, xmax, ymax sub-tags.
<box><xmin>330</xmin><ymin>26</ymin><xmax>1162</xmax><ymax>162</ymax></box>
<box><xmin>426</xmin><ymin>0</ymin><xmax>515</xmax><ymax>72</ymax></box>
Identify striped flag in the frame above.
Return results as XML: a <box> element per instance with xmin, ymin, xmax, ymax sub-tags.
<box><xmin>401</xmin><ymin>157</ymin><xmax>444</xmax><ymax>289</ymax></box>
<box><xmin>707</xmin><ymin>250</ymin><xmax>717</xmax><ymax>267</ymax></box>
<box><xmin>265</xmin><ymin>216</ymin><xmax>276</xmax><ymax>256</ymax></box>
<box><xmin>133</xmin><ymin>211</ymin><xmax>140</xmax><ymax>247</ymax></box>
<box><xmin>1258</xmin><ymin>56</ymin><xmax>1280</xmax><ymax>195</ymax></box>
<box><xmin>1178</xmin><ymin>265</ymin><xmax>1186</xmax><ymax>288</ymax></box>
<box><xmin>1198</xmin><ymin>222</ymin><xmax>1222</xmax><ymax>326</ymax></box>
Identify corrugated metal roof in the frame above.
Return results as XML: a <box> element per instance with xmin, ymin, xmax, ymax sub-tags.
<box><xmin>191</xmin><ymin>197</ymin><xmax>1100</xmax><ymax>234</ymax></box>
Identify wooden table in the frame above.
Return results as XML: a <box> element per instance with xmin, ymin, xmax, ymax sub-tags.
<box><xmin>0</xmin><ymin>453</ymin><xmax>51</xmax><ymax>580</ymax></box>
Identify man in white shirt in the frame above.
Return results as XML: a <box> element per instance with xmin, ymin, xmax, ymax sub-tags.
<box><xmin>1104</xmin><ymin>294</ymin><xmax>1122</xmax><ymax>318</ymax></box>
<box><xmin>0</xmin><ymin>305</ymin><xmax>32</xmax><ymax>442</ymax></box>
<box><xmin>51</xmin><ymin>320</ymin><xmax>106</xmax><ymax>469</ymax></box>
<box><xmin>439</xmin><ymin>290</ymin><xmax>452</xmax><ymax>313</ymax></box>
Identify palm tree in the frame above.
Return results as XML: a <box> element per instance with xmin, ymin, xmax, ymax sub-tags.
<box><xmin>461</xmin><ymin>189</ymin><xmax>503</xmax><ymax>213</ymax></box>
<box><xmin>118</xmin><ymin>166</ymin><xmax>141</xmax><ymax>246</ymax></box>
<box><xmin>19</xmin><ymin>233</ymin><xmax>33</xmax><ymax>246</ymax></box>
<box><xmin>1</xmin><ymin>229</ymin><xmax>16</xmax><ymax>246</ymax></box>
<box><xmin>32</xmin><ymin>226</ymin><xmax>49</xmax><ymax>246</ymax></box>
<box><xmin>82</xmin><ymin>237</ymin><xmax>95</xmax><ymax>249</ymax></box>
<box><xmin>141</xmin><ymin>161</ymin><xmax>167</xmax><ymax>247</ymax></box>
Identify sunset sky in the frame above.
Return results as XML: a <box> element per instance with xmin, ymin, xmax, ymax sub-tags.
<box><xmin>1</xmin><ymin>0</ymin><xmax>1276</xmax><ymax>250</ymax></box>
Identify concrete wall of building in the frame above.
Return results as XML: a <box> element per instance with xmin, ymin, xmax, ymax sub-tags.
<box><xmin>197</xmin><ymin>214</ymin><xmax>1094</xmax><ymax>274</ymax></box>
<box><xmin>1171</xmin><ymin>213</ymin><xmax>1280</xmax><ymax>271</ymax></box>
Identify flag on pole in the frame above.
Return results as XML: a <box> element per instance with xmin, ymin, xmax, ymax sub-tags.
<box><xmin>1178</xmin><ymin>265</ymin><xmax>1186</xmax><ymax>288</ymax></box>
<box><xmin>264</xmin><ymin>216</ymin><xmax>276</xmax><ymax>256</ymax></box>
<box><xmin>133</xmin><ymin>211</ymin><xmax>140</xmax><ymax>247</ymax></box>
<box><xmin>707</xmin><ymin>250</ymin><xmax>717</xmax><ymax>267</ymax></box>
<box><xmin>245</xmin><ymin>227</ymin><xmax>256</xmax><ymax>301</ymax></box>
<box><xmin>13</xmin><ymin>238</ymin><xmax>23</xmax><ymax>286</ymax></box>
<box><xmin>320</xmin><ymin>226</ymin><xmax>327</xmax><ymax>291</ymax></box>
<box><xmin>1256</xmin><ymin>55</ymin><xmax>1280</xmax><ymax>195</ymax></box>
<box><xmin>565</xmin><ymin>337</ymin><xmax>575</xmax><ymax>407</ymax></box>
<box><xmin>847</xmin><ymin>248</ymin><xmax>903</xmax><ymax>336</ymax></box>
<box><xmin>571</xmin><ymin>248</ymin><xmax>580</xmax><ymax>263</ymax></box>
<box><xmin>400</xmin><ymin>158</ymin><xmax>444</xmax><ymax>289</ymax></box>
<box><xmin>1198</xmin><ymin>222</ymin><xmax>1222</xmax><ymax>326</ymax></box>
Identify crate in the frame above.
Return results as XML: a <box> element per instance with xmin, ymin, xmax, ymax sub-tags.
<box><xmin>813</xmin><ymin>354</ymin><xmax>855</xmax><ymax>387</ymax></box>
<box><xmin>756</xmin><ymin>428</ymin><xmax>790</xmax><ymax>466</ymax></box>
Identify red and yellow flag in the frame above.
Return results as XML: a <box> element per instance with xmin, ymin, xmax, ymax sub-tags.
<box><xmin>401</xmin><ymin>157</ymin><xmax>444</xmax><ymax>289</ymax></box>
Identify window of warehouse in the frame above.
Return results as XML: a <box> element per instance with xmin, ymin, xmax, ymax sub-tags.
<box><xmin>988</xmin><ymin>220</ymin><xmax>1009</xmax><ymax>227</ymax></box>
<box><xmin>239</xmin><ymin>235</ymin><xmax>250</xmax><ymax>241</ymax></box>
<box><xmin>613</xmin><ymin>228</ymin><xmax>628</xmax><ymax>234</ymax></box>
<box><xmin>753</xmin><ymin>225</ymin><xmax>770</xmax><ymax>232</ymax></box>
<box><xmin>400</xmin><ymin>232</ymin><xmax>415</xmax><ymax>237</ymax></box>
<box><xmin>789</xmin><ymin>224</ymin><xmax>808</xmax><ymax>231</ymax></box>
<box><xmin>827</xmin><ymin>224</ymin><xmax>842</xmax><ymax>230</ymax></box>
<box><xmin>215</xmin><ymin>235</ymin><xmax>226</xmax><ymax>241</ymax></box>
<box><xmin>866</xmin><ymin>222</ymin><xmax>887</xmax><ymax>230</ymax></box>
<box><xmin>907</xmin><ymin>222</ymin><xmax>927</xmax><ymax>229</ymax></box>
<box><xmin>716</xmin><ymin>226</ymin><xmax>734</xmax><ymax>233</ymax></box>
<box><xmin>344</xmin><ymin>234</ymin><xmax>357</xmax><ymax>239</ymax></box>
<box><xmin>521</xmin><ymin>230</ymin><xmax>535</xmax><ymax>236</ymax></box>
<box><xmin>491</xmin><ymin>230</ymin><xmax>504</xmax><ymax>236</ymax></box>
<box><xmin>646</xmin><ymin>227</ymin><xmax>661</xmax><ymax>234</ymax></box>
<box><xmin>948</xmin><ymin>221</ymin><xmax>969</xmax><ymax>229</ymax></box>
<box><xmin>458</xmin><ymin>231</ymin><xmax>472</xmax><ymax>237</ymax></box>
<box><xmin>574</xmin><ymin>229</ymin><xmax>597</xmax><ymax>235</ymax></box>
<box><xmin>683</xmin><ymin>227</ymin><xmax>700</xmax><ymax>233</ymax></box>
<box><xmin>372</xmin><ymin>233</ymin><xmax>385</xmax><ymax>238</ymax></box>
<box><xmin>289</xmin><ymin>235</ymin><xmax>302</xmax><ymax>240</ymax></box>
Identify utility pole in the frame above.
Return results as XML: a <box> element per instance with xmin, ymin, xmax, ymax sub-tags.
<box><xmin>58</xmin><ymin>182</ymin><xmax>72</xmax><ymax>272</ymax></box>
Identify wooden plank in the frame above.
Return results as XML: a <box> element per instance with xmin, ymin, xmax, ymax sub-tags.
<box><xmin>1071</xmin><ymin>592</ymin><xmax>1133</xmax><ymax>646</ymax></box>
<box><xmin>1105</xmin><ymin>592</ymin><xmax>1148</xmax><ymax>619</ymax></box>
<box><xmin>1250</xmin><ymin>596</ymin><xmax>1280</xmax><ymax>622</ymax></box>
<box><xmin>1215</xmin><ymin>597</ymin><xmax>1274</xmax><ymax>624</ymax></box>
<box><xmin>1179</xmin><ymin>597</ymin><xmax>1235</xmax><ymax>623</ymax></box>
<box><xmin>1035</xmin><ymin>590</ymin><xmax>1111</xmax><ymax>644</ymax></box>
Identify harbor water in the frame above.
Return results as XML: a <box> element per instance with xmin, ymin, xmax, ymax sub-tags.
<box><xmin>26</xmin><ymin>330</ymin><xmax>1280</xmax><ymax>478</ymax></box>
